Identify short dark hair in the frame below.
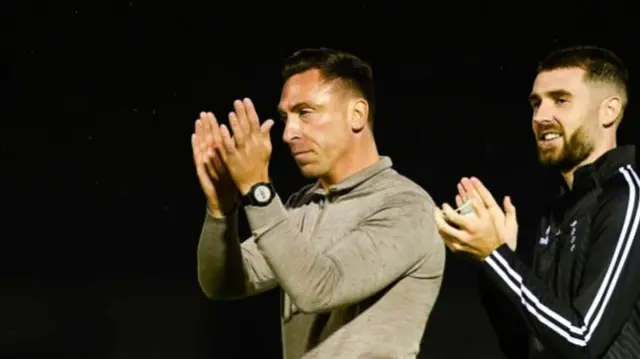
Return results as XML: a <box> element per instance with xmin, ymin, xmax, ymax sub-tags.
<box><xmin>282</xmin><ymin>47</ymin><xmax>376</xmax><ymax>127</ymax></box>
<box><xmin>538</xmin><ymin>45</ymin><xmax>629</xmax><ymax>109</ymax></box>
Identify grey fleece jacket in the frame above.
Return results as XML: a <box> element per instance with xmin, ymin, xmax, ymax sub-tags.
<box><xmin>197</xmin><ymin>157</ymin><xmax>446</xmax><ymax>359</ymax></box>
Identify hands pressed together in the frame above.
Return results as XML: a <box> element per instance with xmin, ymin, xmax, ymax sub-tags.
<box><xmin>191</xmin><ymin>98</ymin><xmax>274</xmax><ymax>217</ymax></box>
<box><xmin>434</xmin><ymin>177</ymin><xmax>519</xmax><ymax>261</ymax></box>
<box><xmin>190</xmin><ymin>97</ymin><xmax>519</xmax><ymax>254</ymax></box>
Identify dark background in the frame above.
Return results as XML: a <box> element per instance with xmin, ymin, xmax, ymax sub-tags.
<box><xmin>1</xmin><ymin>1</ymin><xmax>639</xmax><ymax>358</ymax></box>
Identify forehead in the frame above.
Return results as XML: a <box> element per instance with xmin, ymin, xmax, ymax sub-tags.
<box><xmin>532</xmin><ymin>67</ymin><xmax>588</xmax><ymax>95</ymax></box>
<box><xmin>278</xmin><ymin>69</ymin><xmax>335</xmax><ymax>111</ymax></box>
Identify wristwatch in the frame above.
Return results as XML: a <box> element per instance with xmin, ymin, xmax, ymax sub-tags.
<box><xmin>242</xmin><ymin>182</ymin><xmax>276</xmax><ymax>207</ymax></box>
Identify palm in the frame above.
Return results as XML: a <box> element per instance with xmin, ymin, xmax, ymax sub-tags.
<box><xmin>191</xmin><ymin>112</ymin><xmax>238</xmax><ymax>215</ymax></box>
<box><xmin>457</xmin><ymin>178</ymin><xmax>518</xmax><ymax>251</ymax></box>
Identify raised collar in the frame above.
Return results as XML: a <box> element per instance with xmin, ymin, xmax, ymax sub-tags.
<box><xmin>558</xmin><ymin>145</ymin><xmax>636</xmax><ymax>195</ymax></box>
<box><xmin>309</xmin><ymin>156</ymin><xmax>393</xmax><ymax>196</ymax></box>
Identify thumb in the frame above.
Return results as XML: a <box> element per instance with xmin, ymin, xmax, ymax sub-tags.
<box><xmin>503</xmin><ymin>196</ymin><xmax>517</xmax><ymax>223</ymax></box>
<box><xmin>261</xmin><ymin>119</ymin><xmax>275</xmax><ymax>139</ymax></box>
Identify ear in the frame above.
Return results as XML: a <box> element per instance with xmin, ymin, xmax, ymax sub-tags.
<box><xmin>600</xmin><ymin>95</ymin><xmax>622</xmax><ymax>128</ymax></box>
<box><xmin>349</xmin><ymin>98</ymin><xmax>368</xmax><ymax>132</ymax></box>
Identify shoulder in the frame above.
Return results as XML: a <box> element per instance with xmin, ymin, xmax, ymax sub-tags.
<box><xmin>363</xmin><ymin>170</ymin><xmax>441</xmax><ymax>250</ymax></box>
<box><xmin>375</xmin><ymin>171</ymin><xmax>446</xmax><ymax>270</ymax></box>
<box><xmin>367</xmin><ymin>168</ymin><xmax>436</xmax><ymax>209</ymax></box>
<box><xmin>593</xmin><ymin>165</ymin><xmax>640</xmax><ymax>229</ymax></box>
<box><xmin>600</xmin><ymin>165</ymin><xmax>639</xmax><ymax>199</ymax></box>
<box><xmin>597</xmin><ymin>165</ymin><xmax>639</xmax><ymax>208</ymax></box>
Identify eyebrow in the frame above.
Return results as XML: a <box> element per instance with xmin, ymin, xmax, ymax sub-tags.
<box><xmin>528</xmin><ymin>89</ymin><xmax>572</xmax><ymax>103</ymax></box>
<box><xmin>277</xmin><ymin>102</ymin><xmax>314</xmax><ymax>115</ymax></box>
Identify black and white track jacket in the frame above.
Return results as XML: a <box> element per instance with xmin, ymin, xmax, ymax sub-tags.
<box><xmin>482</xmin><ymin>145</ymin><xmax>640</xmax><ymax>359</ymax></box>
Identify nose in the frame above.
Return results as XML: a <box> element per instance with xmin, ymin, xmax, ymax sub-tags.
<box><xmin>533</xmin><ymin>100</ymin><xmax>553</xmax><ymax>125</ymax></box>
<box><xmin>282</xmin><ymin>116</ymin><xmax>301</xmax><ymax>144</ymax></box>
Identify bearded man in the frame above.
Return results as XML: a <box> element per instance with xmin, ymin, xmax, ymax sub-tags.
<box><xmin>435</xmin><ymin>46</ymin><xmax>640</xmax><ymax>359</ymax></box>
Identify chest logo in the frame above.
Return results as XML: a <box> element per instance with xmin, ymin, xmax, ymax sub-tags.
<box><xmin>540</xmin><ymin>225</ymin><xmax>551</xmax><ymax>246</ymax></box>
<box><xmin>570</xmin><ymin>220</ymin><xmax>578</xmax><ymax>252</ymax></box>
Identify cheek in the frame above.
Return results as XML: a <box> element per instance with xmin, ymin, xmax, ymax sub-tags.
<box><xmin>560</xmin><ymin>108</ymin><xmax>583</xmax><ymax>132</ymax></box>
<box><xmin>308</xmin><ymin>117</ymin><xmax>349</xmax><ymax>148</ymax></box>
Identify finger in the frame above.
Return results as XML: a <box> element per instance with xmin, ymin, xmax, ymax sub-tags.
<box><xmin>442</xmin><ymin>202</ymin><xmax>472</xmax><ymax>229</ymax></box>
<box><xmin>468</xmin><ymin>177</ymin><xmax>500</xmax><ymax>210</ymax></box>
<box><xmin>455</xmin><ymin>194</ymin><xmax>464</xmax><ymax>208</ymax></box>
<box><xmin>200</xmin><ymin>111</ymin><xmax>210</xmax><ymax>133</ymax></box>
<box><xmin>228</xmin><ymin>112</ymin><xmax>245</xmax><ymax>147</ymax></box>
<box><xmin>460</xmin><ymin>178</ymin><xmax>480</xmax><ymax>201</ymax></box>
<box><xmin>233</xmin><ymin>99</ymin><xmax>252</xmax><ymax>136</ymax></box>
<box><xmin>457</xmin><ymin>182</ymin><xmax>468</xmax><ymax>202</ymax></box>
<box><xmin>191</xmin><ymin>134</ymin><xmax>214</xmax><ymax>192</ymax></box>
<box><xmin>468</xmin><ymin>197</ymin><xmax>489</xmax><ymax>221</ymax></box>
<box><xmin>195</xmin><ymin>118</ymin><xmax>205</xmax><ymax>144</ymax></box>
<box><xmin>443</xmin><ymin>237</ymin><xmax>461</xmax><ymax>253</ymax></box>
<box><xmin>243</xmin><ymin>98</ymin><xmax>261</xmax><ymax>134</ymax></box>
<box><xmin>193</xmin><ymin>133</ymin><xmax>221</xmax><ymax>181</ymax></box>
<box><xmin>261</xmin><ymin>119</ymin><xmax>274</xmax><ymax>140</ymax></box>
<box><xmin>195</xmin><ymin>119</ymin><xmax>209</xmax><ymax>154</ymax></box>
<box><xmin>195</xmin><ymin>121</ymin><xmax>220</xmax><ymax>180</ymax></box>
<box><xmin>206</xmin><ymin>112</ymin><xmax>223</xmax><ymax>151</ymax></box>
<box><xmin>191</xmin><ymin>133</ymin><xmax>202</xmax><ymax>164</ymax></box>
<box><xmin>203</xmin><ymin>148</ymin><xmax>220</xmax><ymax>180</ymax></box>
<box><xmin>201</xmin><ymin>112</ymin><xmax>216</xmax><ymax>148</ymax></box>
<box><xmin>504</xmin><ymin>196</ymin><xmax>517</xmax><ymax>223</ymax></box>
<box><xmin>220</xmin><ymin>124</ymin><xmax>236</xmax><ymax>155</ymax></box>
<box><xmin>434</xmin><ymin>207</ymin><xmax>469</xmax><ymax>240</ymax></box>
<box><xmin>468</xmin><ymin>177</ymin><xmax>506</xmax><ymax>223</ymax></box>
<box><xmin>209</xmin><ymin>148</ymin><xmax>228</xmax><ymax>176</ymax></box>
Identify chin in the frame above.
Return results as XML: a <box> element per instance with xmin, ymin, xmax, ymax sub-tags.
<box><xmin>538</xmin><ymin>150</ymin><xmax>560</xmax><ymax>164</ymax></box>
<box><xmin>537</xmin><ymin>141</ymin><xmax>564</xmax><ymax>161</ymax></box>
<box><xmin>297</xmin><ymin>162</ymin><xmax>325</xmax><ymax>179</ymax></box>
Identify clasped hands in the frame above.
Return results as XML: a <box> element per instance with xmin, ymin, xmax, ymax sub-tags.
<box><xmin>434</xmin><ymin>177</ymin><xmax>518</xmax><ymax>261</ymax></box>
<box><xmin>191</xmin><ymin>98</ymin><xmax>274</xmax><ymax>215</ymax></box>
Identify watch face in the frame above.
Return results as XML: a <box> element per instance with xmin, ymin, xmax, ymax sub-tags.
<box><xmin>253</xmin><ymin>184</ymin><xmax>272</xmax><ymax>204</ymax></box>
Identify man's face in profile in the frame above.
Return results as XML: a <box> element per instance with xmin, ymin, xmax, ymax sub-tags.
<box><xmin>278</xmin><ymin>69</ymin><xmax>352</xmax><ymax>179</ymax></box>
<box><xmin>529</xmin><ymin>67</ymin><xmax>597</xmax><ymax>172</ymax></box>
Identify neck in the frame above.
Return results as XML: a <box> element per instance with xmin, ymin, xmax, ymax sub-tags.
<box><xmin>319</xmin><ymin>131</ymin><xmax>380</xmax><ymax>189</ymax></box>
<box><xmin>562</xmin><ymin>138</ymin><xmax>617</xmax><ymax>190</ymax></box>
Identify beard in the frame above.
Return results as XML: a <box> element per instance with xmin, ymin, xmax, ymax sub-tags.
<box><xmin>537</xmin><ymin>124</ymin><xmax>595</xmax><ymax>172</ymax></box>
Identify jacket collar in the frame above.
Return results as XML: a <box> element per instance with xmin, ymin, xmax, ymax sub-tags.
<box><xmin>558</xmin><ymin>145</ymin><xmax>636</xmax><ymax>195</ymax></box>
<box><xmin>309</xmin><ymin>156</ymin><xmax>393</xmax><ymax>196</ymax></box>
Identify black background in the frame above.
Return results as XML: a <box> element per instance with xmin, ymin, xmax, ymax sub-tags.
<box><xmin>2</xmin><ymin>2</ymin><xmax>639</xmax><ymax>358</ymax></box>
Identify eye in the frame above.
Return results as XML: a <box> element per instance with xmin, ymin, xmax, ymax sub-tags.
<box><xmin>299</xmin><ymin>108</ymin><xmax>313</xmax><ymax>116</ymax></box>
<box><xmin>555</xmin><ymin>97</ymin><xmax>568</xmax><ymax>105</ymax></box>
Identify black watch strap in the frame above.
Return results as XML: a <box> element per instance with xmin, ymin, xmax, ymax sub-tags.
<box><xmin>242</xmin><ymin>182</ymin><xmax>276</xmax><ymax>207</ymax></box>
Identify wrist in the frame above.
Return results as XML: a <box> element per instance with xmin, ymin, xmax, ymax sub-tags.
<box><xmin>241</xmin><ymin>181</ymin><xmax>276</xmax><ymax>207</ymax></box>
<box><xmin>207</xmin><ymin>203</ymin><xmax>225</xmax><ymax>218</ymax></box>
<box><xmin>238</xmin><ymin>175</ymin><xmax>270</xmax><ymax>196</ymax></box>
<box><xmin>480</xmin><ymin>241</ymin><xmax>504</xmax><ymax>262</ymax></box>
<box><xmin>207</xmin><ymin>199</ymin><xmax>238</xmax><ymax>218</ymax></box>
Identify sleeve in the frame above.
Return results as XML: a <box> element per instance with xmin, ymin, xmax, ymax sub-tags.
<box><xmin>478</xmin><ymin>268</ymin><xmax>531</xmax><ymax>359</ymax></box>
<box><xmin>481</xmin><ymin>166</ymin><xmax>640</xmax><ymax>358</ymax></box>
<box><xmin>196</xmin><ymin>207</ymin><xmax>278</xmax><ymax>300</ymax></box>
<box><xmin>244</xmin><ymin>191</ymin><xmax>445</xmax><ymax>313</ymax></box>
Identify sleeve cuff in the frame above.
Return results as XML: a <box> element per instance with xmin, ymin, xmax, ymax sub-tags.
<box><xmin>204</xmin><ymin>204</ymin><xmax>238</xmax><ymax>223</ymax></box>
<box><xmin>205</xmin><ymin>200</ymin><xmax>239</xmax><ymax>219</ymax></box>
<box><xmin>483</xmin><ymin>243</ymin><xmax>514</xmax><ymax>262</ymax></box>
<box><xmin>201</xmin><ymin>205</ymin><xmax>239</xmax><ymax>242</ymax></box>
<box><xmin>243</xmin><ymin>194</ymin><xmax>288</xmax><ymax>237</ymax></box>
<box><xmin>481</xmin><ymin>243</ymin><xmax>518</xmax><ymax>293</ymax></box>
